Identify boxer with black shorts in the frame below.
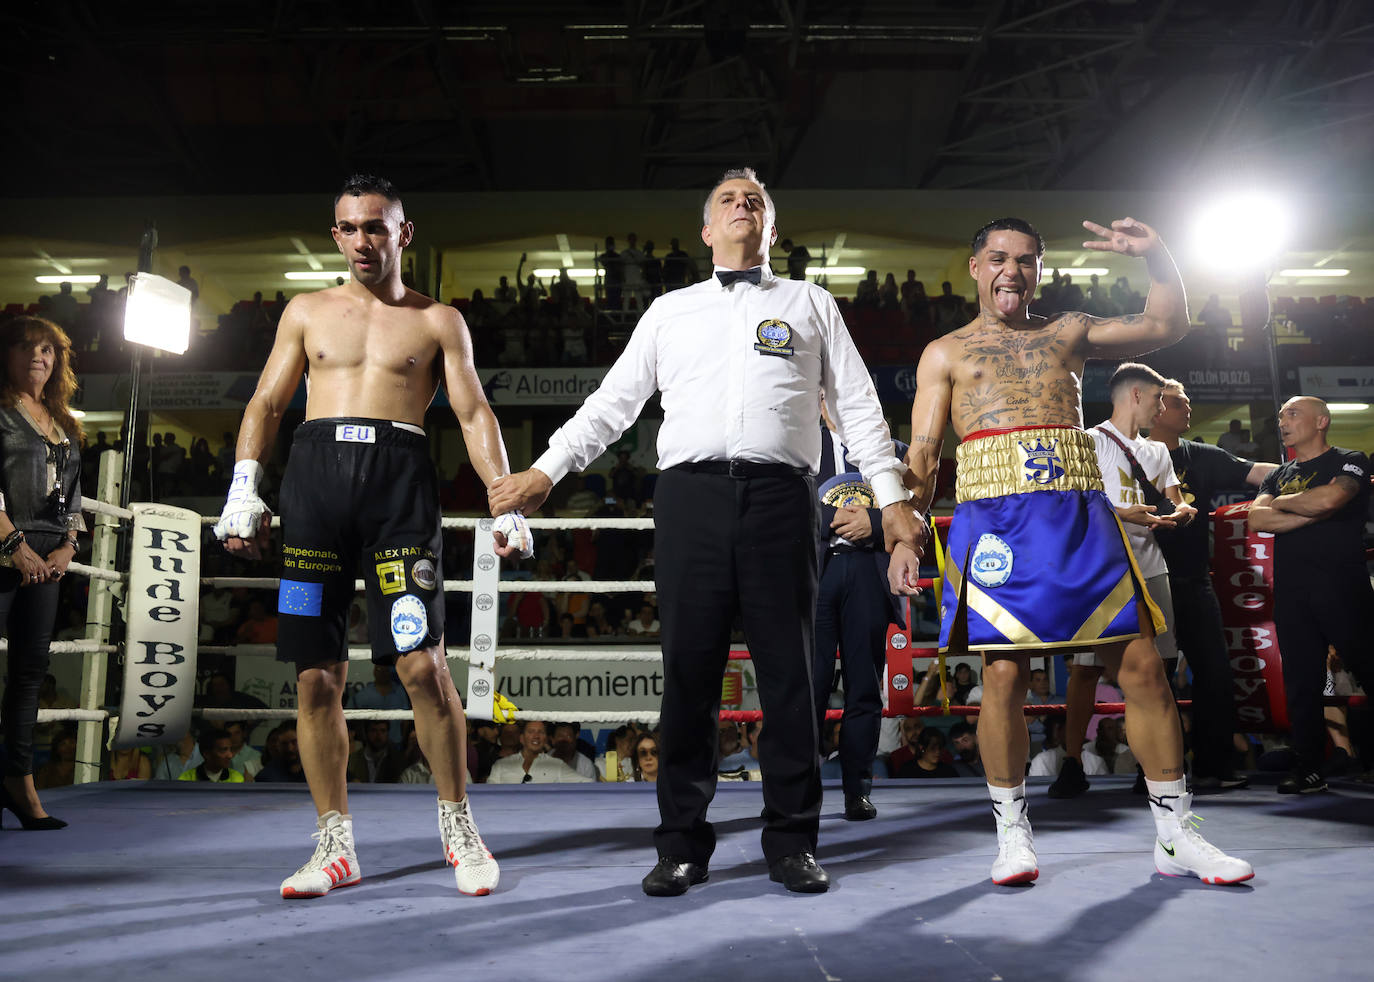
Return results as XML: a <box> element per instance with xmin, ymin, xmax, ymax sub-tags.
<box><xmin>215</xmin><ymin>175</ymin><xmax>528</xmax><ymax>900</ymax></box>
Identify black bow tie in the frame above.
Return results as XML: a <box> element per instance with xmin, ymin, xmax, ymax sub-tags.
<box><xmin>717</xmin><ymin>267</ymin><xmax>762</xmax><ymax>287</ymax></box>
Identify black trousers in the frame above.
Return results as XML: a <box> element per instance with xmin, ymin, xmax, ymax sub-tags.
<box><xmin>1273</xmin><ymin>565</ymin><xmax>1374</xmax><ymax>772</ymax></box>
<box><xmin>653</xmin><ymin>468</ymin><xmax>821</xmax><ymax>866</ymax></box>
<box><xmin>1</xmin><ymin>533</ymin><xmax>63</xmax><ymax>777</ymax></box>
<box><xmin>813</xmin><ymin>549</ymin><xmax>891</xmax><ymax>799</ymax></box>
<box><xmin>1168</xmin><ymin>573</ymin><xmax>1237</xmax><ymax>778</ymax></box>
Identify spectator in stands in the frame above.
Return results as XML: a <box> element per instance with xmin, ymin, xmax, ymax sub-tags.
<box><xmin>493</xmin><ymin>275</ymin><xmax>517</xmax><ymax>304</ymax></box>
<box><xmin>561</xmin><ymin>315</ymin><xmax>587</xmax><ymax>365</ymax></box>
<box><xmin>176</xmin><ymin>266</ymin><xmax>200</xmax><ymax>303</ymax></box>
<box><xmin>152</xmin><ymin>728</ymin><xmax>200</xmax><ymax>780</ymax></box>
<box><xmin>885</xmin><ymin>716</ymin><xmax>925</xmax><ymax>773</ymax></box>
<box><xmin>931</xmin><ymin>281</ymin><xmax>967</xmax><ymax>334</ymax></box>
<box><xmin>627</xmin><ymin>603</ymin><xmax>660</xmax><ymax>637</ymax></box>
<box><xmin>1198</xmin><ymin>294</ymin><xmax>1232</xmax><ymax>330</ymax></box>
<box><xmin>633</xmin><ymin>732</ymin><xmax>661</xmax><ymax>782</ymax></box>
<box><xmin>399</xmin><ymin>729</ymin><xmax>435</xmax><ymax>785</ymax></box>
<box><xmin>900</xmin><ymin>272</ymin><xmax>929</xmax><ymax>325</ymax></box>
<box><xmin>521</xmin><ymin>272</ymin><xmax>547</xmax><ymax>308</ymax></box>
<box><xmin>854</xmin><ymin>270</ymin><xmax>880</xmax><ymax>308</ymax></box>
<box><xmin>256</xmin><ymin>724</ymin><xmax>306</xmax><ymax>782</ymax></box>
<box><xmin>188</xmin><ymin>437</ymin><xmax>214</xmax><ymax>494</ymax></box>
<box><xmin>215</xmin><ymin>431</ymin><xmax>236</xmax><ymax>483</ymax></box>
<box><xmin>621</xmin><ymin>233</ymin><xmax>647</xmax><ymax>309</ymax></box>
<box><xmin>610</xmin><ymin>450</ymin><xmax>641</xmax><ymax>501</ymax></box>
<box><xmin>34</xmin><ymin>726</ymin><xmax>77</xmax><ymax>789</ymax></box>
<box><xmin>720</xmin><ymin>718</ymin><xmax>756</xmax><ymax>772</ymax></box>
<box><xmin>896</xmin><ymin>729</ymin><xmax>958</xmax><ymax>778</ymax></box>
<box><xmin>950</xmin><ymin>663</ymin><xmax>977</xmax><ymax>706</ymax></box>
<box><xmin>87</xmin><ymin>274</ymin><xmax>111</xmax><ymax>302</ymax></box>
<box><xmin>486</xmin><ymin>720</ymin><xmax>592</xmax><ymax>783</ymax></box>
<box><xmin>778</xmin><ymin>238</ymin><xmax>811</xmax><ymax>281</ymax></box>
<box><xmin>641</xmin><ymin>241</ymin><xmax>663</xmax><ymax>299</ymax></box>
<box><xmin>199</xmin><ymin>670</ymin><xmax>269</xmax><ymax>712</ymax></box>
<box><xmin>178</xmin><ymin>728</ymin><xmax>245</xmax><ymax>782</ymax></box>
<box><xmin>348</xmin><ymin>719</ymin><xmax>406</xmax><ymax>783</ymax></box>
<box><xmin>948</xmin><ymin>722</ymin><xmax>984</xmax><ymax>777</ymax></box>
<box><xmin>662</xmin><ymin>238</ymin><xmax>693</xmax><ymax>290</ymax></box>
<box><xmin>549</xmin><ymin>721</ymin><xmax>598</xmax><ymax>780</ymax></box>
<box><xmin>109</xmin><ymin>746</ymin><xmax>151</xmax><ymax>781</ymax></box>
<box><xmin>585</xmin><ymin>601</ymin><xmax>619</xmax><ymax>639</ymax></box>
<box><xmin>878</xmin><ymin>273</ymin><xmax>900</xmax><ymax>311</ymax></box>
<box><xmin>350</xmin><ymin>664</ymin><xmax>412</xmax><ymax>746</ymax></box>
<box><xmin>718</xmin><ymin>719</ymin><xmax>744</xmax><ymax>763</ymax></box>
<box><xmin>1059</xmin><ymin>274</ymin><xmax>1084</xmax><ymax>310</ymax></box>
<box><xmin>1217</xmin><ymin>419</ymin><xmax>1247</xmax><ymax>455</ymax></box>
<box><xmin>49</xmin><ymin>282</ymin><xmax>79</xmax><ymax>329</ymax></box>
<box><xmin>225</xmin><ymin>719</ymin><xmax>263</xmax><ymax>779</ymax></box>
<box><xmin>597</xmin><ymin>236</ymin><xmax>623</xmax><ymax>309</ymax></box>
<box><xmin>235</xmin><ymin>598</ymin><xmax>279</xmax><ymax>644</ymax></box>
<box><xmin>563</xmin><ymin>476</ymin><xmax>603</xmax><ymax>516</ymax></box>
<box><xmin>553</xmin><ymin>268</ymin><xmax>581</xmax><ymax>309</ymax></box>
<box><xmin>155</xmin><ymin>432</ymin><xmax>186</xmax><ymax>496</ymax></box>
<box><xmin>1093</xmin><ymin>717</ymin><xmax>1137</xmax><ymax>775</ymax></box>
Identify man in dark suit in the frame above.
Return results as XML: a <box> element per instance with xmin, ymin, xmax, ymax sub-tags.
<box><xmin>814</xmin><ymin>395</ymin><xmax>908</xmax><ymax>820</ymax></box>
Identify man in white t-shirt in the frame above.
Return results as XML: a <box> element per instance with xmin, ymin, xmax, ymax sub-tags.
<box><xmin>1050</xmin><ymin>363</ymin><xmax>1197</xmax><ymax>798</ymax></box>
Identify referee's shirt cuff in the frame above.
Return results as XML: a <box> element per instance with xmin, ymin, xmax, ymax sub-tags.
<box><xmin>532</xmin><ymin>447</ymin><xmax>574</xmax><ymax>487</ymax></box>
<box><xmin>870</xmin><ymin>471</ymin><xmax>910</xmax><ymax>510</ymax></box>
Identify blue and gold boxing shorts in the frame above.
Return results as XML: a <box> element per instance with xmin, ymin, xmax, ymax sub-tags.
<box><xmin>938</xmin><ymin>426</ymin><xmax>1164</xmax><ymax>653</ymax></box>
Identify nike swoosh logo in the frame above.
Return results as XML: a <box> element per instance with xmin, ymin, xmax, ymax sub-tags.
<box><xmin>1159</xmin><ymin>841</ymin><xmax>1175</xmax><ymax>857</ymax></box>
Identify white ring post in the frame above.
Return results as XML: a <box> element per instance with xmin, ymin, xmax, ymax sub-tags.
<box><xmin>73</xmin><ymin>450</ymin><xmax>124</xmax><ymax>784</ymax></box>
<box><xmin>464</xmin><ymin>519</ymin><xmax>500</xmax><ymax>720</ymax></box>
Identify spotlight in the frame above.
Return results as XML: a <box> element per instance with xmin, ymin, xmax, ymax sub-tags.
<box><xmin>1189</xmin><ymin>192</ymin><xmax>1290</xmax><ymax>273</ymax></box>
<box><xmin>123</xmin><ymin>273</ymin><xmax>192</xmax><ymax>355</ymax></box>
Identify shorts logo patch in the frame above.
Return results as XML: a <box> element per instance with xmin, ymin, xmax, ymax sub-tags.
<box><xmin>969</xmin><ymin>533</ymin><xmax>1014</xmax><ymax>588</ymax></box>
<box><xmin>1018</xmin><ymin>438</ymin><xmax>1066</xmax><ymax>485</ymax></box>
<box><xmin>412</xmin><ymin>559</ymin><xmax>437</xmax><ymax>591</ymax></box>
<box><xmin>376</xmin><ymin>559</ymin><xmax>406</xmax><ymax>595</ymax></box>
<box><xmin>279</xmin><ymin>579</ymin><xmax>324</xmax><ymax>616</ymax></box>
<box><xmin>336</xmin><ymin>424</ymin><xmax>376</xmax><ymax>443</ymax></box>
<box><xmin>390</xmin><ymin>595</ymin><xmax>428</xmax><ymax>653</ymax></box>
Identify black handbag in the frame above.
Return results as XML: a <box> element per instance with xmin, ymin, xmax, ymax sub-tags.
<box><xmin>1094</xmin><ymin>426</ymin><xmax>1174</xmax><ymax>516</ymax></box>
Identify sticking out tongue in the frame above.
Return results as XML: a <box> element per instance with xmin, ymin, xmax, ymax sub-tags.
<box><xmin>994</xmin><ymin>287</ymin><xmax>1021</xmax><ymax>315</ymax></box>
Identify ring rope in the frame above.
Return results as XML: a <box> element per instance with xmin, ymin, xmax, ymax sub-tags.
<box><xmin>0</xmin><ymin>640</ymin><xmax>118</xmax><ymax>655</ymax></box>
<box><xmin>84</xmin><ymin>499</ymin><xmax>134</xmax><ymax>521</ymax></box>
<box><xmin>198</xmin><ymin>575</ymin><xmax>656</xmax><ymax>593</ymax></box>
<box><xmin>67</xmin><ymin>561</ymin><xmax>125</xmax><ymax>583</ymax></box>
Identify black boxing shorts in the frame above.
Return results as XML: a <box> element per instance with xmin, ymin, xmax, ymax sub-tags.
<box><xmin>275</xmin><ymin>417</ymin><xmax>444</xmax><ymax>669</ymax></box>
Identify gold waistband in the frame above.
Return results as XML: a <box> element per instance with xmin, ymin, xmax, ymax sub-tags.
<box><xmin>955</xmin><ymin>427</ymin><xmax>1104</xmax><ymax>503</ymax></box>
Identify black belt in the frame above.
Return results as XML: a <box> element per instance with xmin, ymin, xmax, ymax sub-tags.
<box><xmin>673</xmin><ymin>459</ymin><xmax>809</xmax><ymax>479</ymax></box>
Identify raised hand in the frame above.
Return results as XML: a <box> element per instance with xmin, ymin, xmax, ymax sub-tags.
<box><xmin>1082</xmin><ymin>217</ymin><xmax>1160</xmax><ymax>258</ymax></box>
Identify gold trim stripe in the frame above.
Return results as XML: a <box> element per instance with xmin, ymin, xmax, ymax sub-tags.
<box><xmin>1071</xmin><ymin>572</ymin><xmax>1137</xmax><ymax>643</ymax></box>
<box><xmin>947</xmin><ymin>556</ymin><xmax>1043</xmax><ymax>647</ymax></box>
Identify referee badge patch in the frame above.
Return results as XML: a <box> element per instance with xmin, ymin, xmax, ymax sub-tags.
<box><xmin>754</xmin><ymin>318</ymin><xmax>794</xmax><ymax>356</ymax></box>
<box><xmin>969</xmin><ymin>533</ymin><xmax>1014</xmax><ymax>588</ymax></box>
<box><xmin>390</xmin><ymin>595</ymin><xmax>428</xmax><ymax>653</ymax></box>
<box><xmin>819</xmin><ymin>471</ymin><xmax>875</xmax><ymax>507</ymax></box>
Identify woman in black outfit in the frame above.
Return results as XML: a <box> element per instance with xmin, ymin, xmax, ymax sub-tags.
<box><xmin>0</xmin><ymin>316</ymin><xmax>84</xmax><ymax>829</ymax></box>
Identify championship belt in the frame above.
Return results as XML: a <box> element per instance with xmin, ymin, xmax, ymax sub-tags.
<box><xmin>818</xmin><ymin>471</ymin><xmax>875</xmax><ymax>508</ymax></box>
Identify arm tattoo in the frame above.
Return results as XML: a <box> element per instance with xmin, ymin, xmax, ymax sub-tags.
<box><xmin>910</xmin><ymin>434</ymin><xmax>940</xmax><ymax>445</ymax></box>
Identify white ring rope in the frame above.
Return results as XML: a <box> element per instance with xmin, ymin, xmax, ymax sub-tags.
<box><xmin>200</xmin><ymin>575</ymin><xmax>656</xmax><ymax>593</ymax></box>
<box><xmin>0</xmin><ymin>640</ymin><xmax>118</xmax><ymax>655</ymax></box>
<box><xmin>84</xmin><ymin>498</ymin><xmax>134</xmax><ymax>521</ymax></box>
<box><xmin>34</xmin><ymin>709</ymin><xmax>110</xmax><ymax>723</ymax></box>
<box><xmin>68</xmin><ymin>561</ymin><xmax>124</xmax><ymax>583</ymax></box>
<box><xmin>195</xmin><ymin>707</ymin><xmax>658</xmax><ymax>724</ymax></box>
<box><xmin>199</xmin><ymin>644</ymin><xmax>668</xmax><ymax>664</ymax></box>
<box><xmin>196</xmin><ymin>515</ymin><xmax>655</xmax><ymax>531</ymax></box>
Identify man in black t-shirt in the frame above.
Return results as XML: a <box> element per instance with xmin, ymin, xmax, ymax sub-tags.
<box><xmin>1152</xmin><ymin>381</ymin><xmax>1276</xmax><ymax>789</ymax></box>
<box><xmin>1249</xmin><ymin>396</ymin><xmax>1374</xmax><ymax>794</ymax></box>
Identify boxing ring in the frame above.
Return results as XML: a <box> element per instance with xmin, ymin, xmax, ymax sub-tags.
<box><xmin>3</xmin><ymin>456</ymin><xmax>1374</xmax><ymax>982</ymax></box>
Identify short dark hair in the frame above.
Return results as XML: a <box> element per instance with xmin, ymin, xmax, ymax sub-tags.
<box><xmin>1108</xmin><ymin>362</ymin><xmax>1167</xmax><ymax>400</ymax></box>
<box><xmin>948</xmin><ymin>722</ymin><xmax>975</xmax><ymax>742</ymax></box>
<box><xmin>335</xmin><ymin>174</ymin><xmax>402</xmax><ymax>207</ymax></box>
<box><xmin>199</xmin><ymin>727</ymin><xmax>232</xmax><ymax>756</ymax></box>
<box><xmin>917</xmin><ymin>728</ymin><xmax>946</xmax><ymax>752</ymax></box>
<box><xmin>971</xmin><ymin>217</ymin><xmax>1045</xmax><ymax>257</ymax></box>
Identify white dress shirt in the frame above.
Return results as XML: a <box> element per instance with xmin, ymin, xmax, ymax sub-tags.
<box><xmin>1090</xmin><ymin>420</ymin><xmax>1178</xmax><ymax>579</ymax></box>
<box><xmin>533</xmin><ymin>264</ymin><xmax>907</xmax><ymax>506</ymax></box>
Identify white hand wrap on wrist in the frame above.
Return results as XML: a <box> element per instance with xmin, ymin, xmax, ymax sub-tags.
<box><xmin>213</xmin><ymin>460</ymin><xmax>267</xmax><ymax>542</ymax></box>
<box><xmin>492</xmin><ymin>511</ymin><xmax>534</xmax><ymax>559</ymax></box>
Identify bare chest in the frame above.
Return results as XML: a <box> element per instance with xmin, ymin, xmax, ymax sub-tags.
<box><xmin>303</xmin><ymin>307</ymin><xmax>439</xmax><ymax>379</ymax></box>
<box><xmin>947</xmin><ymin>329</ymin><xmax>1085</xmax><ymax>433</ymax></box>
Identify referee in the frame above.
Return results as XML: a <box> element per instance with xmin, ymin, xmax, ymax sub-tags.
<box><xmin>490</xmin><ymin>168</ymin><xmax>925</xmax><ymax>895</ymax></box>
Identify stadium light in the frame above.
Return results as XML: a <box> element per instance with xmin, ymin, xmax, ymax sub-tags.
<box><xmin>805</xmin><ymin>266</ymin><xmax>867</xmax><ymax>277</ymax></box>
<box><xmin>123</xmin><ymin>272</ymin><xmax>192</xmax><ymax>355</ymax></box>
<box><xmin>532</xmin><ymin>268</ymin><xmax>598</xmax><ymax>278</ymax></box>
<box><xmin>284</xmin><ymin>270</ymin><xmax>350</xmax><ymax>281</ymax></box>
<box><xmin>1190</xmin><ymin>192</ymin><xmax>1290</xmax><ymax>272</ymax></box>
<box><xmin>1326</xmin><ymin>402</ymin><xmax>1369</xmax><ymax>413</ymax></box>
<box><xmin>1277</xmin><ymin>268</ymin><xmax>1349</xmax><ymax>278</ymax></box>
<box><xmin>1047</xmin><ymin>267</ymin><xmax>1110</xmax><ymax>277</ymax></box>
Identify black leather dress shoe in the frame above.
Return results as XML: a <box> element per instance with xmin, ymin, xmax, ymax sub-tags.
<box><xmin>844</xmin><ymin>795</ymin><xmax>877</xmax><ymax>821</ymax></box>
<box><xmin>641</xmin><ymin>856</ymin><xmax>709</xmax><ymax>897</ymax></box>
<box><xmin>768</xmin><ymin>852</ymin><xmax>830</xmax><ymax>893</ymax></box>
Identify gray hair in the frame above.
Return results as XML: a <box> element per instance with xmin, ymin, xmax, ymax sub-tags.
<box><xmin>702</xmin><ymin>167</ymin><xmax>776</xmax><ymax>229</ymax></box>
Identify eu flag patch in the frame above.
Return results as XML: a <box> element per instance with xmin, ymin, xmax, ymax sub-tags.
<box><xmin>279</xmin><ymin>579</ymin><xmax>324</xmax><ymax>616</ymax></box>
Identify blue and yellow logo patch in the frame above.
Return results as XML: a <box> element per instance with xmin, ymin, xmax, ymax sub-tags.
<box><xmin>279</xmin><ymin>579</ymin><xmax>324</xmax><ymax>616</ymax></box>
<box><xmin>818</xmin><ymin>471</ymin><xmax>876</xmax><ymax>507</ymax></box>
<box><xmin>1017</xmin><ymin>437</ymin><xmax>1066</xmax><ymax>486</ymax></box>
<box><xmin>754</xmin><ymin>318</ymin><xmax>794</xmax><ymax>356</ymax></box>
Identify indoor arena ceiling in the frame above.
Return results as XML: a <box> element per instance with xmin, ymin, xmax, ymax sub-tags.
<box><xmin>1</xmin><ymin>1</ymin><xmax>1372</xmax><ymax>306</ymax></box>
